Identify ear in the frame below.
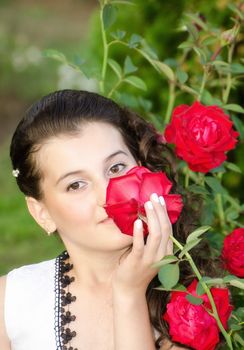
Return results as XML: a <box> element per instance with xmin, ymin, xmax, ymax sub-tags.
<box><xmin>25</xmin><ymin>196</ymin><xmax>57</xmax><ymax>233</ymax></box>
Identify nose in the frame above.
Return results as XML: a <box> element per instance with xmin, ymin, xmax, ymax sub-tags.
<box><xmin>95</xmin><ymin>177</ymin><xmax>109</xmax><ymax>207</ymax></box>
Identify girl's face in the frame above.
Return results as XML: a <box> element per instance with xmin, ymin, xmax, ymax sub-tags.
<box><xmin>31</xmin><ymin>122</ymin><xmax>138</xmax><ymax>252</ymax></box>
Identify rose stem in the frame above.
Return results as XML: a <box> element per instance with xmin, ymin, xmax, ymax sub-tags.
<box><xmin>165</xmin><ymin>81</ymin><xmax>176</xmax><ymax>124</ymax></box>
<box><xmin>185</xmin><ymin>166</ymin><xmax>190</xmax><ymax>188</ymax></box>
<box><xmin>198</xmin><ymin>65</ymin><xmax>209</xmax><ymax>102</ymax></box>
<box><xmin>99</xmin><ymin>1</ymin><xmax>109</xmax><ymax>94</ymax></box>
<box><xmin>169</xmin><ymin>234</ymin><xmax>233</xmax><ymax>349</ymax></box>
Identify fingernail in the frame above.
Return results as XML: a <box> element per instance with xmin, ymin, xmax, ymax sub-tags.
<box><xmin>146</xmin><ymin>201</ymin><xmax>153</xmax><ymax>210</ymax></box>
<box><xmin>151</xmin><ymin>193</ymin><xmax>159</xmax><ymax>202</ymax></box>
<box><xmin>159</xmin><ymin>196</ymin><xmax>165</xmax><ymax>206</ymax></box>
<box><xmin>135</xmin><ymin>219</ymin><xmax>142</xmax><ymax>229</ymax></box>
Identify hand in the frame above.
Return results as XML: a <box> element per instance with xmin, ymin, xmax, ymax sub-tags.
<box><xmin>112</xmin><ymin>192</ymin><xmax>173</xmax><ymax>296</ymax></box>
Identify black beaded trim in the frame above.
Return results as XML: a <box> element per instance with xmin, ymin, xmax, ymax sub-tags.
<box><xmin>54</xmin><ymin>251</ymin><xmax>78</xmax><ymax>350</ymax></box>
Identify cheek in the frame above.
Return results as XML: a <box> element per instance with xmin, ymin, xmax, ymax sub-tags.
<box><xmin>50</xmin><ymin>195</ymin><xmax>96</xmax><ymax>228</ymax></box>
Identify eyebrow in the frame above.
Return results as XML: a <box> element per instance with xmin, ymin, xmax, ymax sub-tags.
<box><xmin>55</xmin><ymin>150</ymin><xmax>128</xmax><ymax>185</ymax></box>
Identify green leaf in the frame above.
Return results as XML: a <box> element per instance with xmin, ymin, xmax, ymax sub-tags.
<box><xmin>176</xmin><ymin>68</ymin><xmax>188</xmax><ymax>84</ymax></box>
<box><xmin>201</xmin><ymin>36</ymin><xmax>219</xmax><ymax>46</ymax></box>
<box><xmin>224</xmin><ymin>104</ymin><xmax>244</xmax><ymax>114</ymax></box>
<box><xmin>226</xmin><ymin>208</ymin><xmax>239</xmax><ymax>222</ymax></box>
<box><xmin>124</xmin><ymin>75</ymin><xmax>147</xmax><ymax>91</ymax></box>
<box><xmin>232</xmin><ymin>115</ymin><xmax>244</xmax><ymax>141</ymax></box>
<box><xmin>158</xmin><ymin>263</ymin><xmax>180</xmax><ymax>289</ymax></box>
<box><xmin>224</xmin><ymin>194</ymin><xmax>242</xmax><ymax>211</ymax></box>
<box><xmin>128</xmin><ymin>33</ymin><xmax>143</xmax><ymax>48</ymax></box>
<box><xmin>196</xmin><ymin>281</ymin><xmax>205</xmax><ymax>296</ymax></box>
<box><xmin>209</xmin><ymin>164</ymin><xmax>226</xmax><ymax>174</ymax></box>
<box><xmin>233</xmin><ymin>333</ymin><xmax>244</xmax><ymax>347</ymax></box>
<box><xmin>154</xmin><ymin>283</ymin><xmax>187</xmax><ymax>292</ymax></box>
<box><xmin>188</xmin><ymin>184</ymin><xmax>210</xmax><ymax>195</ymax></box>
<box><xmin>179</xmin><ymin>239</ymin><xmax>201</xmax><ymax>258</ymax></box>
<box><xmin>224</xmin><ymin>275</ymin><xmax>244</xmax><ymax>290</ymax></box>
<box><xmin>151</xmin><ymin>60</ymin><xmax>175</xmax><ymax>81</ymax></box>
<box><xmin>137</xmin><ymin>46</ymin><xmax>158</xmax><ymax>62</ymax></box>
<box><xmin>180</xmin><ymin>84</ymin><xmax>198</xmax><ymax>96</ymax></box>
<box><xmin>138</xmin><ymin>97</ymin><xmax>152</xmax><ymax>113</ymax></box>
<box><xmin>193</xmin><ymin>47</ymin><xmax>207</xmax><ymax>64</ymax></box>
<box><xmin>178</xmin><ymin>41</ymin><xmax>194</xmax><ymax>49</ymax></box>
<box><xmin>141</xmin><ymin>43</ymin><xmax>159</xmax><ymax>60</ymax></box>
<box><xmin>228</xmin><ymin>3</ymin><xmax>244</xmax><ymax>20</ymax></box>
<box><xmin>204</xmin><ymin>176</ymin><xmax>227</xmax><ymax>195</ymax></box>
<box><xmin>230</xmin><ymin>63</ymin><xmax>244</xmax><ymax>74</ymax></box>
<box><xmin>204</xmin><ymin>277</ymin><xmax>224</xmax><ymax>285</ymax></box>
<box><xmin>111</xmin><ymin>0</ymin><xmax>135</xmax><ymax>5</ymax></box>
<box><xmin>231</xmin><ymin>324</ymin><xmax>242</xmax><ymax>331</ymax></box>
<box><xmin>110</xmin><ymin>30</ymin><xmax>126</xmax><ymax>40</ymax></box>
<box><xmin>43</xmin><ymin>49</ymin><xmax>67</xmax><ymax>63</ymax></box>
<box><xmin>103</xmin><ymin>4</ymin><xmax>117</xmax><ymax>31</ymax></box>
<box><xmin>233</xmin><ymin>307</ymin><xmax>244</xmax><ymax>321</ymax></box>
<box><xmin>186</xmin><ymin>226</ymin><xmax>211</xmax><ymax>244</ymax></box>
<box><xmin>201</xmin><ymin>90</ymin><xmax>223</xmax><ymax>106</ymax></box>
<box><xmin>205</xmin><ymin>230</ymin><xmax>224</xmax><ymax>251</ymax></box>
<box><xmin>200</xmin><ymin>200</ymin><xmax>216</xmax><ymax>226</ymax></box>
<box><xmin>124</xmin><ymin>56</ymin><xmax>138</xmax><ymax>75</ymax></box>
<box><xmin>185</xmin><ymin>13</ymin><xmax>208</xmax><ymax>31</ymax></box>
<box><xmin>211</xmin><ymin>60</ymin><xmax>229</xmax><ymax>68</ymax></box>
<box><xmin>224</xmin><ymin>162</ymin><xmax>242</xmax><ymax>174</ymax></box>
<box><xmin>151</xmin><ymin>255</ymin><xmax>179</xmax><ymax>268</ymax></box>
<box><xmin>108</xmin><ymin>58</ymin><xmax>122</xmax><ymax>79</ymax></box>
<box><xmin>186</xmin><ymin>22</ymin><xmax>199</xmax><ymax>41</ymax></box>
<box><xmin>186</xmin><ymin>294</ymin><xmax>203</xmax><ymax>305</ymax></box>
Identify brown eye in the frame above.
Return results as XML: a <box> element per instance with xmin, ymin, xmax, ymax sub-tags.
<box><xmin>67</xmin><ymin>181</ymin><xmax>85</xmax><ymax>191</ymax></box>
<box><xmin>108</xmin><ymin>163</ymin><xmax>126</xmax><ymax>176</ymax></box>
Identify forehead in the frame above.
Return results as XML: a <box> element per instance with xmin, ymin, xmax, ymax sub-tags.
<box><xmin>37</xmin><ymin>122</ymin><xmax>129</xmax><ymax>175</ymax></box>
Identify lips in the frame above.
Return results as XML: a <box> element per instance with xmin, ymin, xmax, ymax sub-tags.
<box><xmin>100</xmin><ymin>217</ymin><xmax>113</xmax><ymax>224</ymax></box>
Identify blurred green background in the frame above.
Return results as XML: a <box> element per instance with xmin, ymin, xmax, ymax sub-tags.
<box><xmin>0</xmin><ymin>0</ymin><xmax>243</xmax><ymax>275</ymax></box>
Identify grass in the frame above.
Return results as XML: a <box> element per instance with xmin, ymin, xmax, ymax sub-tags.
<box><xmin>0</xmin><ymin>140</ymin><xmax>64</xmax><ymax>275</ymax></box>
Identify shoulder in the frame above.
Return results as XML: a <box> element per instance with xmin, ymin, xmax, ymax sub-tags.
<box><xmin>0</xmin><ymin>276</ymin><xmax>11</xmax><ymax>350</ymax></box>
<box><xmin>7</xmin><ymin>258</ymin><xmax>56</xmax><ymax>275</ymax></box>
<box><xmin>3</xmin><ymin>258</ymin><xmax>57</xmax><ymax>343</ymax></box>
<box><xmin>6</xmin><ymin>258</ymin><xmax>56</xmax><ymax>284</ymax></box>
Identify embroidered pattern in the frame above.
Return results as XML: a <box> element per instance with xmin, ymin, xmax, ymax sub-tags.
<box><xmin>54</xmin><ymin>251</ymin><xmax>77</xmax><ymax>350</ymax></box>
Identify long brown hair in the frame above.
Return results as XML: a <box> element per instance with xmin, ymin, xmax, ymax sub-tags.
<box><xmin>10</xmin><ymin>90</ymin><xmax>216</xmax><ymax>348</ymax></box>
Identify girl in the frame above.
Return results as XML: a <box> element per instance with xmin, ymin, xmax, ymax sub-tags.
<box><xmin>0</xmin><ymin>89</ymin><xmax>195</xmax><ymax>350</ymax></box>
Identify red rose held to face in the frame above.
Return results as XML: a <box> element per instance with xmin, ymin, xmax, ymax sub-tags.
<box><xmin>221</xmin><ymin>228</ymin><xmax>244</xmax><ymax>278</ymax></box>
<box><xmin>164</xmin><ymin>101</ymin><xmax>239</xmax><ymax>173</ymax></box>
<box><xmin>163</xmin><ymin>279</ymin><xmax>233</xmax><ymax>350</ymax></box>
<box><xmin>104</xmin><ymin>166</ymin><xmax>183</xmax><ymax>236</ymax></box>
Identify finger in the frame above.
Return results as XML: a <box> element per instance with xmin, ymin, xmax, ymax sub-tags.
<box><xmin>143</xmin><ymin>198</ymin><xmax>162</xmax><ymax>262</ymax></box>
<box><xmin>166</xmin><ymin>238</ymin><xmax>173</xmax><ymax>255</ymax></box>
<box><xmin>154</xmin><ymin>195</ymin><xmax>173</xmax><ymax>259</ymax></box>
<box><xmin>131</xmin><ymin>219</ymin><xmax>145</xmax><ymax>259</ymax></box>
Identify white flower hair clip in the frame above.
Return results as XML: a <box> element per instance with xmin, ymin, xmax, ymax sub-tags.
<box><xmin>12</xmin><ymin>169</ymin><xmax>20</xmax><ymax>178</ymax></box>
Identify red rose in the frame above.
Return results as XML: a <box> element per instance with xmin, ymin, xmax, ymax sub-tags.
<box><xmin>163</xmin><ymin>279</ymin><xmax>233</xmax><ymax>350</ymax></box>
<box><xmin>221</xmin><ymin>228</ymin><xmax>244</xmax><ymax>277</ymax></box>
<box><xmin>105</xmin><ymin>166</ymin><xmax>183</xmax><ymax>236</ymax></box>
<box><xmin>164</xmin><ymin>101</ymin><xmax>239</xmax><ymax>173</ymax></box>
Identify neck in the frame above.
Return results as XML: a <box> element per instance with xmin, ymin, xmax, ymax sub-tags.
<box><xmin>64</xmin><ymin>244</ymin><xmax>131</xmax><ymax>292</ymax></box>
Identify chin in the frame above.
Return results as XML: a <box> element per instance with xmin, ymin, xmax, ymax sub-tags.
<box><xmin>99</xmin><ymin>224</ymin><xmax>133</xmax><ymax>241</ymax></box>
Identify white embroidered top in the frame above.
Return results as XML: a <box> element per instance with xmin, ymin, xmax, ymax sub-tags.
<box><xmin>4</xmin><ymin>258</ymin><xmax>57</xmax><ymax>350</ymax></box>
<box><xmin>4</xmin><ymin>256</ymin><xmax>161</xmax><ymax>350</ymax></box>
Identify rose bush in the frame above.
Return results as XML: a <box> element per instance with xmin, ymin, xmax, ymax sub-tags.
<box><xmin>164</xmin><ymin>101</ymin><xmax>239</xmax><ymax>173</ymax></box>
<box><xmin>163</xmin><ymin>279</ymin><xmax>233</xmax><ymax>350</ymax></box>
<box><xmin>221</xmin><ymin>228</ymin><xmax>244</xmax><ymax>278</ymax></box>
<box><xmin>47</xmin><ymin>2</ymin><xmax>244</xmax><ymax>347</ymax></box>
<box><xmin>105</xmin><ymin>165</ymin><xmax>183</xmax><ymax>235</ymax></box>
